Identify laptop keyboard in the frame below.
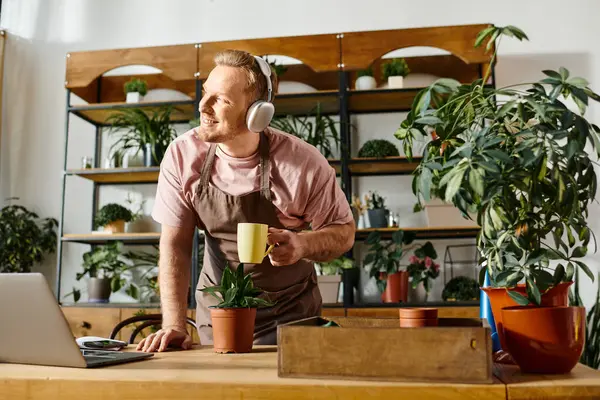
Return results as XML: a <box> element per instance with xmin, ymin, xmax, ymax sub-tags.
<box><xmin>81</xmin><ymin>349</ymin><xmax>121</xmax><ymax>359</ymax></box>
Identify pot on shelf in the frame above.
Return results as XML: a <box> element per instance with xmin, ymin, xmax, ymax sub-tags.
<box><xmin>317</xmin><ymin>275</ymin><xmax>341</xmax><ymax>304</ymax></box>
<box><xmin>210</xmin><ymin>308</ymin><xmax>256</xmax><ymax>353</ymax></box>
<box><xmin>381</xmin><ymin>271</ymin><xmax>408</xmax><ymax>303</ymax></box>
<box><xmin>87</xmin><ymin>278</ymin><xmax>111</xmax><ymax>303</ymax></box>
<box><xmin>501</xmin><ymin>305</ymin><xmax>585</xmax><ymax>374</ymax></box>
<box><xmin>103</xmin><ymin>219</ymin><xmax>125</xmax><ymax>234</ymax></box>
<box><xmin>481</xmin><ymin>281</ymin><xmax>572</xmax><ymax>350</ymax></box>
<box><xmin>368</xmin><ymin>208</ymin><xmax>388</xmax><ymax>228</ymax></box>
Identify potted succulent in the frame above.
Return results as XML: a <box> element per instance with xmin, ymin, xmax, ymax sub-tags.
<box><xmin>200</xmin><ymin>263</ymin><xmax>274</xmax><ymax>353</ymax></box>
<box><xmin>0</xmin><ymin>202</ymin><xmax>58</xmax><ymax>273</ymax></box>
<box><xmin>315</xmin><ymin>256</ymin><xmax>355</xmax><ymax>304</ymax></box>
<box><xmin>365</xmin><ymin>191</ymin><xmax>388</xmax><ymax>228</ymax></box>
<box><xmin>107</xmin><ymin>106</ymin><xmax>178</xmax><ymax>167</ymax></box>
<box><xmin>442</xmin><ymin>276</ymin><xmax>481</xmax><ymax>301</ymax></box>
<box><xmin>124</xmin><ymin>78</ymin><xmax>148</xmax><ymax>103</ymax></box>
<box><xmin>406</xmin><ymin>241</ymin><xmax>440</xmax><ymax>302</ymax></box>
<box><xmin>363</xmin><ymin>230</ymin><xmax>416</xmax><ymax>303</ymax></box>
<box><xmin>95</xmin><ymin>203</ymin><xmax>134</xmax><ymax>233</ymax></box>
<box><xmin>65</xmin><ymin>242</ymin><xmax>141</xmax><ymax>303</ymax></box>
<box><xmin>270</xmin><ymin>103</ymin><xmax>340</xmax><ymax>159</ymax></box>
<box><xmin>382</xmin><ymin>58</ymin><xmax>410</xmax><ymax>89</ymax></box>
<box><xmin>355</xmin><ymin>66</ymin><xmax>377</xmax><ymax>90</ymax></box>
<box><xmin>395</xmin><ymin>24</ymin><xmax>599</xmax><ymax>373</ymax></box>
<box><xmin>358</xmin><ymin>139</ymin><xmax>400</xmax><ymax>158</ymax></box>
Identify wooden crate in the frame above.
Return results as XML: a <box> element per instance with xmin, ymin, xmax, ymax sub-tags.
<box><xmin>277</xmin><ymin>316</ymin><xmax>492</xmax><ymax>383</ymax></box>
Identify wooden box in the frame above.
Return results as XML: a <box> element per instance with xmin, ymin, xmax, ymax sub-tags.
<box><xmin>277</xmin><ymin>316</ymin><xmax>493</xmax><ymax>383</ymax></box>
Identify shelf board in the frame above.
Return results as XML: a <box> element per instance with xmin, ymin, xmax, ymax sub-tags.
<box><xmin>62</xmin><ymin>232</ymin><xmax>160</xmax><ymax>245</ymax></box>
<box><xmin>349</xmin><ymin>157</ymin><xmax>422</xmax><ymax>176</ymax></box>
<box><xmin>69</xmin><ymin>100</ymin><xmax>196</xmax><ymax>126</ymax></box>
<box><xmin>349</xmin><ymin>88</ymin><xmax>422</xmax><ymax>114</ymax></box>
<box><xmin>355</xmin><ymin>226</ymin><xmax>480</xmax><ymax>241</ymax></box>
<box><xmin>273</xmin><ymin>90</ymin><xmax>338</xmax><ymax>116</ymax></box>
<box><xmin>67</xmin><ymin>167</ymin><xmax>160</xmax><ymax>184</ymax></box>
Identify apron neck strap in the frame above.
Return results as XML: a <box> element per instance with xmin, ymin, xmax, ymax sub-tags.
<box><xmin>199</xmin><ymin>131</ymin><xmax>271</xmax><ymax>201</ymax></box>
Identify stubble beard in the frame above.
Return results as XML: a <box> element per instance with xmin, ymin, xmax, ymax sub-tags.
<box><xmin>196</xmin><ymin>112</ymin><xmax>247</xmax><ymax>144</ymax></box>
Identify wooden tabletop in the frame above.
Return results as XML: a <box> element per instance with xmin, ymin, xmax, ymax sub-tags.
<box><xmin>494</xmin><ymin>363</ymin><xmax>600</xmax><ymax>400</ymax></box>
<box><xmin>0</xmin><ymin>345</ymin><xmax>506</xmax><ymax>400</ymax></box>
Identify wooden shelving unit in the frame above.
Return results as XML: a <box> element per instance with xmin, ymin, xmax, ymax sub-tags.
<box><xmin>57</xmin><ymin>23</ymin><xmax>495</xmax><ymax>308</ymax></box>
<box><xmin>355</xmin><ymin>226</ymin><xmax>480</xmax><ymax>241</ymax></box>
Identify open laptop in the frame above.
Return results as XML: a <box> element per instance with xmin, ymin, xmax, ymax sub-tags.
<box><xmin>0</xmin><ymin>273</ymin><xmax>154</xmax><ymax>368</ymax></box>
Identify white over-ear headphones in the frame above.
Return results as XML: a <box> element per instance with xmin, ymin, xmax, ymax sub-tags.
<box><xmin>246</xmin><ymin>56</ymin><xmax>275</xmax><ymax>133</ymax></box>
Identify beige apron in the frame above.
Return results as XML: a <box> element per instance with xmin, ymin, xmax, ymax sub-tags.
<box><xmin>192</xmin><ymin>130</ymin><xmax>322</xmax><ymax>345</ymax></box>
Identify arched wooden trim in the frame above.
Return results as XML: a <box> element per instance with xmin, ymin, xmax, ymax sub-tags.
<box><xmin>65</xmin><ymin>43</ymin><xmax>198</xmax><ymax>90</ymax></box>
<box><xmin>341</xmin><ymin>24</ymin><xmax>493</xmax><ymax>71</ymax></box>
<box><xmin>197</xmin><ymin>33</ymin><xmax>341</xmax><ymax>79</ymax></box>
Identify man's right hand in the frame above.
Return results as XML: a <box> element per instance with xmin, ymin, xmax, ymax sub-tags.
<box><xmin>136</xmin><ymin>326</ymin><xmax>193</xmax><ymax>352</ymax></box>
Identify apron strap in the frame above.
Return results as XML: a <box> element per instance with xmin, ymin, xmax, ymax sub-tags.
<box><xmin>199</xmin><ymin>144</ymin><xmax>218</xmax><ymax>186</ymax></box>
<box><xmin>259</xmin><ymin>131</ymin><xmax>271</xmax><ymax>201</ymax></box>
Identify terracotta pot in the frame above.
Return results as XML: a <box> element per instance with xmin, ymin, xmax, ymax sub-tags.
<box><xmin>501</xmin><ymin>305</ymin><xmax>585</xmax><ymax>374</ymax></box>
<box><xmin>381</xmin><ymin>271</ymin><xmax>408</xmax><ymax>303</ymax></box>
<box><xmin>481</xmin><ymin>281</ymin><xmax>572</xmax><ymax>350</ymax></box>
<box><xmin>399</xmin><ymin>318</ymin><xmax>438</xmax><ymax>328</ymax></box>
<box><xmin>104</xmin><ymin>220</ymin><xmax>125</xmax><ymax>233</ymax></box>
<box><xmin>399</xmin><ymin>307</ymin><xmax>438</xmax><ymax>320</ymax></box>
<box><xmin>210</xmin><ymin>307</ymin><xmax>256</xmax><ymax>353</ymax></box>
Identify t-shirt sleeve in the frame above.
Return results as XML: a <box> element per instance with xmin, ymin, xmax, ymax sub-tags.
<box><xmin>151</xmin><ymin>143</ymin><xmax>196</xmax><ymax>229</ymax></box>
<box><xmin>303</xmin><ymin>155</ymin><xmax>354</xmax><ymax>231</ymax></box>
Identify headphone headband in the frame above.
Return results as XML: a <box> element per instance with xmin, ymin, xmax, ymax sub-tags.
<box><xmin>253</xmin><ymin>56</ymin><xmax>273</xmax><ymax>103</ymax></box>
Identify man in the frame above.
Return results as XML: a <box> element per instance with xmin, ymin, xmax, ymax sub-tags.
<box><xmin>137</xmin><ymin>50</ymin><xmax>355</xmax><ymax>353</ymax></box>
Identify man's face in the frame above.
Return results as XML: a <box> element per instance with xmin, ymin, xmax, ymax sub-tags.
<box><xmin>196</xmin><ymin>65</ymin><xmax>252</xmax><ymax>143</ymax></box>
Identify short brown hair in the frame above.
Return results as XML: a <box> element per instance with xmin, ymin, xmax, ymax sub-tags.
<box><xmin>214</xmin><ymin>49</ymin><xmax>278</xmax><ymax>103</ymax></box>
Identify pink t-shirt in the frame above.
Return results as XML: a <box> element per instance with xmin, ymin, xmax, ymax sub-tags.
<box><xmin>151</xmin><ymin>127</ymin><xmax>354</xmax><ymax>232</ymax></box>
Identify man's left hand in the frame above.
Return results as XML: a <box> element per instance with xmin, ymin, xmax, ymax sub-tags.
<box><xmin>267</xmin><ymin>228</ymin><xmax>307</xmax><ymax>266</ymax></box>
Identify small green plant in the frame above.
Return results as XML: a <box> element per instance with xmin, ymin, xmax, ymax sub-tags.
<box><xmin>124</xmin><ymin>78</ymin><xmax>148</xmax><ymax>96</ymax></box>
<box><xmin>66</xmin><ymin>242</ymin><xmax>141</xmax><ymax>302</ymax></box>
<box><xmin>0</xmin><ymin>202</ymin><xmax>58</xmax><ymax>273</ymax></box>
<box><xmin>357</xmin><ymin>66</ymin><xmax>374</xmax><ymax>78</ymax></box>
<box><xmin>358</xmin><ymin>139</ymin><xmax>400</xmax><ymax>158</ymax></box>
<box><xmin>442</xmin><ymin>276</ymin><xmax>481</xmax><ymax>301</ymax></box>
<box><xmin>94</xmin><ymin>203</ymin><xmax>134</xmax><ymax>228</ymax></box>
<box><xmin>200</xmin><ymin>263</ymin><xmax>275</xmax><ymax>308</ymax></box>
<box><xmin>382</xmin><ymin>58</ymin><xmax>410</xmax><ymax>80</ymax></box>
<box><xmin>316</xmin><ymin>256</ymin><xmax>354</xmax><ymax>275</ymax></box>
<box><xmin>363</xmin><ymin>230</ymin><xmax>416</xmax><ymax>292</ymax></box>
<box><xmin>365</xmin><ymin>191</ymin><xmax>386</xmax><ymax>210</ymax></box>
<box><xmin>407</xmin><ymin>242</ymin><xmax>440</xmax><ymax>295</ymax></box>
<box><xmin>262</xmin><ymin>56</ymin><xmax>287</xmax><ymax>76</ymax></box>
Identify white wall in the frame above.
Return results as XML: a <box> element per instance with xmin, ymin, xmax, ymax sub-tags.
<box><xmin>1</xmin><ymin>0</ymin><xmax>599</xmax><ymax>306</ymax></box>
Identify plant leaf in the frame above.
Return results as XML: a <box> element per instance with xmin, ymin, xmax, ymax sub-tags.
<box><xmin>445</xmin><ymin>168</ymin><xmax>466</xmax><ymax>202</ymax></box>
<box><xmin>508</xmin><ymin>290</ymin><xmax>530</xmax><ymax>306</ymax></box>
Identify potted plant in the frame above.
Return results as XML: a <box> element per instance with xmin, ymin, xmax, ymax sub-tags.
<box><xmin>358</xmin><ymin>139</ymin><xmax>400</xmax><ymax>158</ymax></box>
<box><xmin>355</xmin><ymin>66</ymin><xmax>377</xmax><ymax>90</ymax></box>
<box><xmin>363</xmin><ymin>230</ymin><xmax>416</xmax><ymax>303</ymax></box>
<box><xmin>442</xmin><ymin>276</ymin><xmax>480</xmax><ymax>301</ymax></box>
<box><xmin>200</xmin><ymin>263</ymin><xmax>274</xmax><ymax>353</ymax></box>
<box><xmin>0</xmin><ymin>202</ymin><xmax>58</xmax><ymax>273</ymax></box>
<box><xmin>107</xmin><ymin>106</ymin><xmax>178</xmax><ymax>167</ymax></box>
<box><xmin>263</xmin><ymin>56</ymin><xmax>287</xmax><ymax>77</ymax></box>
<box><xmin>382</xmin><ymin>58</ymin><xmax>410</xmax><ymax>89</ymax></box>
<box><xmin>94</xmin><ymin>203</ymin><xmax>134</xmax><ymax>233</ymax></box>
<box><xmin>270</xmin><ymin>103</ymin><xmax>340</xmax><ymax>159</ymax></box>
<box><xmin>315</xmin><ymin>256</ymin><xmax>354</xmax><ymax>304</ymax></box>
<box><xmin>65</xmin><ymin>242</ymin><xmax>141</xmax><ymax>303</ymax></box>
<box><xmin>364</xmin><ymin>191</ymin><xmax>388</xmax><ymax>228</ymax></box>
<box><xmin>406</xmin><ymin>241</ymin><xmax>440</xmax><ymax>302</ymax></box>
<box><xmin>395</xmin><ymin>24</ymin><xmax>599</xmax><ymax>373</ymax></box>
<box><xmin>124</xmin><ymin>78</ymin><xmax>148</xmax><ymax>103</ymax></box>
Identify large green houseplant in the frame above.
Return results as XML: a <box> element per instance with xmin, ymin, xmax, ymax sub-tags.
<box><xmin>395</xmin><ymin>24</ymin><xmax>600</xmax><ymax>373</ymax></box>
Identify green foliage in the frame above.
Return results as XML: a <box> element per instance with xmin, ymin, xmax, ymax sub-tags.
<box><xmin>357</xmin><ymin>67</ymin><xmax>374</xmax><ymax>78</ymax></box>
<box><xmin>363</xmin><ymin>230</ymin><xmax>416</xmax><ymax>292</ymax></box>
<box><xmin>394</xmin><ymin>25</ymin><xmax>600</xmax><ymax>305</ymax></box>
<box><xmin>200</xmin><ymin>263</ymin><xmax>275</xmax><ymax>308</ymax></box>
<box><xmin>262</xmin><ymin>56</ymin><xmax>287</xmax><ymax>76</ymax></box>
<box><xmin>270</xmin><ymin>103</ymin><xmax>340</xmax><ymax>159</ymax></box>
<box><xmin>358</xmin><ymin>139</ymin><xmax>400</xmax><ymax>158</ymax></box>
<box><xmin>365</xmin><ymin>191</ymin><xmax>386</xmax><ymax>210</ymax></box>
<box><xmin>316</xmin><ymin>256</ymin><xmax>354</xmax><ymax>275</ymax></box>
<box><xmin>382</xmin><ymin>58</ymin><xmax>410</xmax><ymax>80</ymax></box>
<box><xmin>0</xmin><ymin>203</ymin><xmax>58</xmax><ymax>273</ymax></box>
<box><xmin>107</xmin><ymin>106</ymin><xmax>178</xmax><ymax>165</ymax></box>
<box><xmin>94</xmin><ymin>203</ymin><xmax>133</xmax><ymax>228</ymax></box>
<box><xmin>442</xmin><ymin>276</ymin><xmax>481</xmax><ymax>301</ymax></box>
<box><xmin>407</xmin><ymin>242</ymin><xmax>440</xmax><ymax>291</ymax></box>
<box><xmin>123</xmin><ymin>78</ymin><xmax>148</xmax><ymax>96</ymax></box>
<box><xmin>67</xmin><ymin>242</ymin><xmax>140</xmax><ymax>302</ymax></box>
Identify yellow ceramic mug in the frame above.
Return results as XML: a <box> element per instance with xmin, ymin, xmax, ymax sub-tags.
<box><xmin>237</xmin><ymin>223</ymin><xmax>275</xmax><ymax>264</ymax></box>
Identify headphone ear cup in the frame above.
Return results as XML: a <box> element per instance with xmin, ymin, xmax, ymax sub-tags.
<box><xmin>246</xmin><ymin>101</ymin><xmax>275</xmax><ymax>133</ymax></box>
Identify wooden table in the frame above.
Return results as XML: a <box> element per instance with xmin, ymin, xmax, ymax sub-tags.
<box><xmin>1</xmin><ymin>346</ymin><xmax>599</xmax><ymax>400</ymax></box>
